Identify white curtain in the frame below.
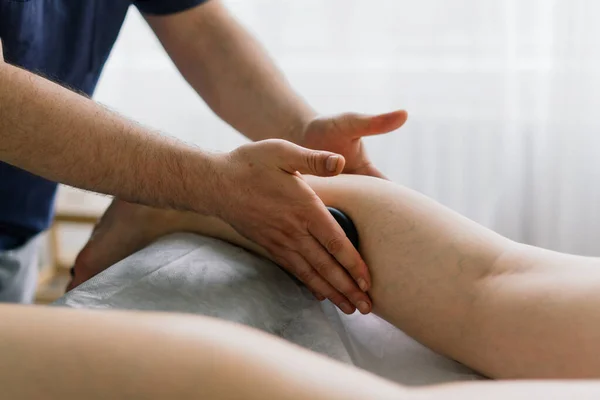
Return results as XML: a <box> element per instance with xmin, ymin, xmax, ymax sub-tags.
<box><xmin>93</xmin><ymin>0</ymin><xmax>600</xmax><ymax>255</ymax></box>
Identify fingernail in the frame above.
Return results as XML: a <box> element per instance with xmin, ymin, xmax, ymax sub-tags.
<box><xmin>340</xmin><ymin>302</ymin><xmax>354</xmax><ymax>314</ymax></box>
<box><xmin>358</xmin><ymin>278</ymin><xmax>368</xmax><ymax>292</ymax></box>
<box><xmin>316</xmin><ymin>294</ymin><xmax>326</xmax><ymax>301</ymax></box>
<box><xmin>326</xmin><ymin>155</ymin><xmax>339</xmax><ymax>172</ymax></box>
<box><xmin>357</xmin><ymin>301</ymin><xmax>370</xmax><ymax>314</ymax></box>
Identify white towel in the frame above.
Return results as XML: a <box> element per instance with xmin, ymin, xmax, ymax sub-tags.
<box><xmin>54</xmin><ymin>233</ymin><xmax>483</xmax><ymax>386</ymax></box>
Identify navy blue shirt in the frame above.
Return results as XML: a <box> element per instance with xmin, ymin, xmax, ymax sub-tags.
<box><xmin>0</xmin><ymin>0</ymin><xmax>206</xmax><ymax>250</ymax></box>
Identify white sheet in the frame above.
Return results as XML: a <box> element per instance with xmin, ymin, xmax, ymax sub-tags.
<box><xmin>54</xmin><ymin>233</ymin><xmax>483</xmax><ymax>386</ymax></box>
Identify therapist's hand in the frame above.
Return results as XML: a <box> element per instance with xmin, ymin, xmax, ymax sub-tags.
<box><xmin>299</xmin><ymin>110</ymin><xmax>408</xmax><ymax>179</ymax></box>
<box><xmin>214</xmin><ymin>139</ymin><xmax>371</xmax><ymax>314</ymax></box>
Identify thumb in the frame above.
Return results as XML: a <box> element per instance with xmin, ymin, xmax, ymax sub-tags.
<box><xmin>282</xmin><ymin>144</ymin><xmax>346</xmax><ymax>177</ymax></box>
<box><xmin>335</xmin><ymin>110</ymin><xmax>408</xmax><ymax>138</ymax></box>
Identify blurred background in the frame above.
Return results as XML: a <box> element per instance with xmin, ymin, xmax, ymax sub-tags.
<box><xmin>46</xmin><ymin>0</ymin><xmax>600</xmax><ymax>299</ymax></box>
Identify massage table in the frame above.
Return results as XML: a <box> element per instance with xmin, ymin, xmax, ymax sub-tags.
<box><xmin>54</xmin><ymin>233</ymin><xmax>483</xmax><ymax>386</ymax></box>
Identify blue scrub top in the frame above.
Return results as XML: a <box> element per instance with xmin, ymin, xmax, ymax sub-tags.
<box><xmin>0</xmin><ymin>0</ymin><xmax>206</xmax><ymax>250</ymax></box>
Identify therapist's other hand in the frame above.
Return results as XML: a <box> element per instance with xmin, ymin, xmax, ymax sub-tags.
<box><xmin>215</xmin><ymin>139</ymin><xmax>371</xmax><ymax>314</ymax></box>
<box><xmin>300</xmin><ymin>110</ymin><xmax>408</xmax><ymax>180</ymax></box>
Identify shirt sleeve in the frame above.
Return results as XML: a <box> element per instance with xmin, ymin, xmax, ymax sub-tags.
<box><xmin>134</xmin><ymin>0</ymin><xmax>209</xmax><ymax>16</ymax></box>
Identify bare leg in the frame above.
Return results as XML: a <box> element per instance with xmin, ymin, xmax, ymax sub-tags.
<box><xmin>0</xmin><ymin>305</ymin><xmax>404</xmax><ymax>399</ymax></box>
<box><xmin>4</xmin><ymin>304</ymin><xmax>600</xmax><ymax>399</ymax></box>
<box><xmin>72</xmin><ymin>174</ymin><xmax>600</xmax><ymax>379</ymax></box>
<box><xmin>69</xmin><ymin>201</ymin><xmax>194</xmax><ymax>290</ymax></box>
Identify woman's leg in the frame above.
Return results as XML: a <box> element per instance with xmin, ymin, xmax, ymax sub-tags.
<box><xmin>3</xmin><ymin>304</ymin><xmax>600</xmax><ymax>400</ymax></box>
<box><xmin>0</xmin><ymin>304</ymin><xmax>403</xmax><ymax>399</ymax></box>
<box><xmin>306</xmin><ymin>175</ymin><xmax>600</xmax><ymax>379</ymax></box>
<box><xmin>71</xmin><ymin>174</ymin><xmax>600</xmax><ymax>378</ymax></box>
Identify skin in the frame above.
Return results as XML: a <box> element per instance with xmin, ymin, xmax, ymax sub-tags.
<box><xmin>0</xmin><ymin>0</ymin><xmax>410</xmax><ymax>310</ymax></box>
<box><xmin>144</xmin><ymin>0</ymin><xmax>407</xmax><ymax>178</ymax></box>
<box><xmin>4</xmin><ymin>305</ymin><xmax>600</xmax><ymax>400</ymax></box>
<box><xmin>0</xmin><ymin>56</ymin><xmax>218</xmax><ymax>213</ymax></box>
<box><xmin>0</xmin><ymin>305</ymin><xmax>406</xmax><ymax>400</ymax></box>
<box><xmin>142</xmin><ymin>0</ymin><xmax>409</xmax><ymax>307</ymax></box>
<box><xmin>72</xmin><ymin>174</ymin><xmax>600</xmax><ymax>379</ymax></box>
<box><xmin>0</xmin><ymin>58</ymin><xmax>368</xmax><ymax>306</ymax></box>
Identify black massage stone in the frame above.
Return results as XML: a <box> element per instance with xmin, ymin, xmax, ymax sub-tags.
<box><xmin>327</xmin><ymin>207</ymin><xmax>359</xmax><ymax>250</ymax></box>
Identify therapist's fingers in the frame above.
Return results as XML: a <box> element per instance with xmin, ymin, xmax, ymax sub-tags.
<box><xmin>300</xmin><ymin>234</ymin><xmax>371</xmax><ymax>315</ymax></box>
<box><xmin>271</xmin><ymin>250</ymin><xmax>356</xmax><ymax>314</ymax></box>
<box><xmin>309</xmin><ymin>289</ymin><xmax>327</xmax><ymax>302</ymax></box>
<box><xmin>308</xmin><ymin>203</ymin><xmax>372</xmax><ymax>291</ymax></box>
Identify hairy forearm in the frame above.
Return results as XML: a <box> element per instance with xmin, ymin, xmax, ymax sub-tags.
<box><xmin>0</xmin><ymin>62</ymin><xmax>219</xmax><ymax>213</ymax></box>
<box><xmin>145</xmin><ymin>0</ymin><xmax>316</xmax><ymax>143</ymax></box>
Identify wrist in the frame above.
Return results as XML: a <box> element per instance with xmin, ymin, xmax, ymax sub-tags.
<box><xmin>285</xmin><ymin>110</ymin><xmax>318</xmax><ymax>145</ymax></box>
<box><xmin>176</xmin><ymin>148</ymin><xmax>228</xmax><ymax>216</ymax></box>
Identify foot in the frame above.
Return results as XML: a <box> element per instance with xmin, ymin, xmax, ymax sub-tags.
<box><xmin>67</xmin><ymin>199</ymin><xmax>180</xmax><ymax>291</ymax></box>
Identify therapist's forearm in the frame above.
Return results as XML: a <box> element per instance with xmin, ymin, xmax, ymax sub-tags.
<box><xmin>145</xmin><ymin>0</ymin><xmax>316</xmax><ymax>143</ymax></box>
<box><xmin>0</xmin><ymin>62</ymin><xmax>219</xmax><ymax>214</ymax></box>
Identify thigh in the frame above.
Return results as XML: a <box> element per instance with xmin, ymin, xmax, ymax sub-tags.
<box><xmin>303</xmin><ymin>175</ymin><xmax>510</xmax><ymax>359</ymax></box>
<box><xmin>306</xmin><ymin>175</ymin><xmax>600</xmax><ymax>379</ymax></box>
